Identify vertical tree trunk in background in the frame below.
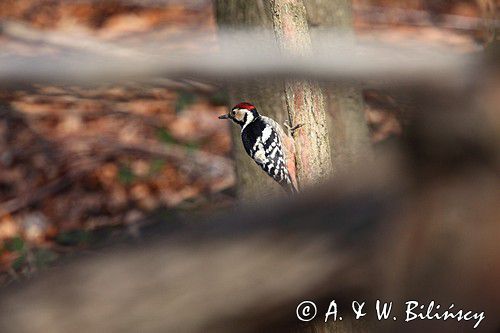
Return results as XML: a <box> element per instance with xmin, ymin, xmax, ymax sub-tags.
<box><xmin>269</xmin><ymin>0</ymin><xmax>332</xmax><ymax>187</ymax></box>
<box><xmin>305</xmin><ymin>0</ymin><xmax>352</xmax><ymax>28</ymax></box>
<box><xmin>477</xmin><ymin>0</ymin><xmax>497</xmax><ymax>44</ymax></box>
<box><xmin>215</xmin><ymin>0</ymin><xmax>287</xmax><ymax>200</ymax></box>
<box><xmin>217</xmin><ymin>1</ymin><xmax>368</xmax><ymax>331</ymax></box>
<box><xmin>303</xmin><ymin>2</ymin><xmax>373</xmax><ymax>331</ymax></box>
<box><xmin>305</xmin><ymin>0</ymin><xmax>373</xmax><ymax>176</ymax></box>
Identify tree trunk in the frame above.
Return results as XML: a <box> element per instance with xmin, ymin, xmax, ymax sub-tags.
<box><xmin>305</xmin><ymin>0</ymin><xmax>373</xmax><ymax>176</ymax></box>
<box><xmin>303</xmin><ymin>2</ymin><xmax>374</xmax><ymax>332</ymax></box>
<box><xmin>477</xmin><ymin>0</ymin><xmax>497</xmax><ymax>44</ymax></box>
<box><xmin>269</xmin><ymin>0</ymin><xmax>332</xmax><ymax>187</ymax></box>
<box><xmin>215</xmin><ymin>0</ymin><xmax>289</xmax><ymax>200</ymax></box>
<box><xmin>304</xmin><ymin>0</ymin><xmax>353</xmax><ymax>28</ymax></box>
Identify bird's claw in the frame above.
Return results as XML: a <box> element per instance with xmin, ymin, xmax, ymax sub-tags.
<box><xmin>284</xmin><ymin>121</ymin><xmax>304</xmax><ymax>135</ymax></box>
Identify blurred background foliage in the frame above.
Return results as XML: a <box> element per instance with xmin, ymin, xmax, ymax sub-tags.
<box><xmin>0</xmin><ymin>0</ymin><xmax>495</xmax><ymax>283</ymax></box>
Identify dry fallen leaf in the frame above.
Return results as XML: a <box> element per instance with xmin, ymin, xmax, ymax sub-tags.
<box><xmin>0</xmin><ymin>215</ymin><xmax>19</xmax><ymax>241</ymax></box>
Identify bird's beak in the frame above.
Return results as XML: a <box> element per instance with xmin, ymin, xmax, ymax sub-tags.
<box><xmin>218</xmin><ymin>114</ymin><xmax>229</xmax><ymax>120</ymax></box>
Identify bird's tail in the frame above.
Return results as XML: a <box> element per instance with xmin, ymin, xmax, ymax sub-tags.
<box><xmin>281</xmin><ymin>180</ymin><xmax>298</xmax><ymax>194</ymax></box>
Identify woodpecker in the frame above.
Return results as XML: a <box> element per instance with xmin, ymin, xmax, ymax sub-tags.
<box><xmin>219</xmin><ymin>102</ymin><xmax>298</xmax><ymax>193</ymax></box>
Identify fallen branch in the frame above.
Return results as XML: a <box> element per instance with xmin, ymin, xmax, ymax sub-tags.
<box><xmin>0</xmin><ymin>161</ymin><xmax>101</xmax><ymax>216</ymax></box>
<box><xmin>58</xmin><ymin>135</ymin><xmax>234</xmax><ymax>178</ymax></box>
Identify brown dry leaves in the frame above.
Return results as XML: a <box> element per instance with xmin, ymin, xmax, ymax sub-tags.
<box><xmin>0</xmin><ymin>0</ymin><xmax>484</xmax><ymax>277</ymax></box>
<box><xmin>0</xmin><ymin>0</ymin><xmax>231</xmax><ymax>277</ymax></box>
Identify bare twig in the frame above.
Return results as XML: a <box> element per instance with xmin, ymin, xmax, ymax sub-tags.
<box><xmin>0</xmin><ymin>177</ymin><xmax>70</xmax><ymax>216</ymax></box>
<box><xmin>0</xmin><ymin>161</ymin><xmax>101</xmax><ymax>216</ymax></box>
<box><xmin>79</xmin><ymin>136</ymin><xmax>233</xmax><ymax>176</ymax></box>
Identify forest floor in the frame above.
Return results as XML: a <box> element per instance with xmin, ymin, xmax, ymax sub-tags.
<box><xmin>0</xmin><ymin>0</ymin><xmax>486</xmax><ymax>284</ymax></box>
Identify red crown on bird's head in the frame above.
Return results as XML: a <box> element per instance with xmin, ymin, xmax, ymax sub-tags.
<box><xmin>233</xmin><ymin>102</ymin><xmax>256</xmax><ymax>110</ymax></box>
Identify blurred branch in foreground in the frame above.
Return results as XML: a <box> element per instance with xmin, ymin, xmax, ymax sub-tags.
<box><xmin>0</xmin><ymin>24</ymin><xmax>475</xmax><ymax>88</ymax></box>
<box><xmin>0</xmin><ymin>129</ymin><xmax>498</xmax><ymax>332</ymax></box>
<box><xmin>0</xmin><ymin>3</ymin><xmax>498</xmax><ymax>332</ymax></box>
<box><xmin>0</xmin><ymin>60</ymin><xmax>499</xmax><ymax>331</ymax></box>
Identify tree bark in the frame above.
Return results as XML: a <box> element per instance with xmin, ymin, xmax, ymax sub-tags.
<box><xmin>327</xmin><ymin>85</ymin><xmax>372</xmax><ymax>175</ymax></box>
<box><xmin>215</xmin><ymin>0</ymin><xmax>289</xmax><ymax>200</ymax></box>
<box><xmin>216</xmin><ymin>0</ymin><xmax>369</xmax><ymax>195</ymax></box>
<box><xmin>269</xmin><ymin>0</ymin><xmax>332</xmax><ymax>187</ymax></box>
<box><xmin>303</xmin><ymin>2</ymin><xmax>373</xmax><ymax>332</ymax></box>
<box><xmin>305</xmin><ymin>0</ymin><xmax>373</xmax><ymax>176</ymax></box>
<box><xmin>477</xmin><ymin>0</ymin><xmax>497</xmax><ymax>44</ymax></box>
<box><xmin>304</xmin><ymin>0</ymin><xmax>353</xmax><ymax>28</ymax></box>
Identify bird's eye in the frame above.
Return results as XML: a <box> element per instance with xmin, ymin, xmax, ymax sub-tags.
<box><xmin>231</xmin><ymin>110</ymin><xmax>236</xmax><ymax>116</ymax></box>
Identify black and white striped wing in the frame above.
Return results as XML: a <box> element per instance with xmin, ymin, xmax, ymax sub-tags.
<box><xmin>249</xmin><ymin>120</ymin><xmax>294</xmax><ymax>192</ymax></box>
